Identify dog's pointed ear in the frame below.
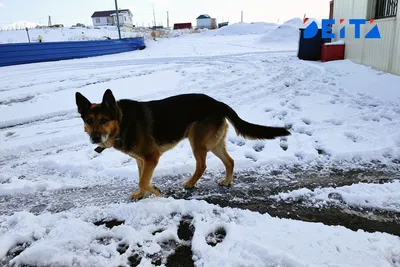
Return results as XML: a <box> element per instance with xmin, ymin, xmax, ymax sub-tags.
<box><xmin>102</xmin><ymin>89</ymin><xmax>117</xmax><ymax>110</ymax></box>
<box><xmin>75</xmin><ymin>92</ymin><xmax>91</xmax><ymax>116</ymax></box>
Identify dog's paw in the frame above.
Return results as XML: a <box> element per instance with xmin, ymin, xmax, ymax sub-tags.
<box><xmin>183</xmin><ymin>180</ymin><xmax>196</xmax><ymax>190</ymax></box>
<box><xmin>153</xmin><ymin>186</ymin><xmax>162</xmax><ymax>196</ymax></box>
<box><xmin>130</xmin><ymin>190</ymin><xmax>147</xmax><ymax>200</ymax></box>
<box><xmin>218</xmin><ymin>178</ymin><xmax>232</xmax><ymax>187</ymax></box>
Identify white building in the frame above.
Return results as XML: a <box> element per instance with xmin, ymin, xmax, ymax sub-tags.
<box><xmin>331</xmin><ymin>0</ymin><xmax>400</xmax><ymax>75</ymax></box>
<box><xmin>91</xmin><ymin>9</ymin><xmax>133</xmax><ymax>28</ymax></box>
<box><xmin>196</xmin><ymin>14</ymin><xmax>217</xmax><ymax>29</ymax></box>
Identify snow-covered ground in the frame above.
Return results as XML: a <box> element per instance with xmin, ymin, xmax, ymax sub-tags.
<box><xmin>2</xmin><ymin>199</ymin><xmax>400</xmax><ymax>267</ymax></box>
<box><xmin>271</xmin><ymin>180</ymin><xmax>400</xmax><ymax>212</ymax></box>
<box><xmin>0</xmin><ymin>25</ymin><xmax>197</xmax><ymax>44</ymax></box>
<box><xmin>1</xmin><ymin>19</ymin><xmax>400</xmax><ymax>266</ymax></box>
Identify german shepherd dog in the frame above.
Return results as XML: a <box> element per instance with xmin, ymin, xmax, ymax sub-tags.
<box><xmin>75</xmin><ymin>89</ymin><xmax>290</xmax><ymax>200</ymax></box>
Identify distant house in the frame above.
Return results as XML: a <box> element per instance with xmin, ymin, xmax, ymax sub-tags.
<box><xmin>91</xmin><ymin>9</ymin><xmax>133</xmax><ymax>27</ymax></box>
<box><xmin>173</xmin><ymin>23</ymin><xmax>192</xmax><ymax>30</ymax></box>
<box><xmin>196</xmin><ymin>14</ymin><xmax>217</xmax><ymax>29</ymax></box>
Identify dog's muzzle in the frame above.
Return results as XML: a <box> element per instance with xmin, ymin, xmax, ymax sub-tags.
<box><xmin>90</xmin><ymin>133</ymin><xmax>102</xmax><ymax>144</ymax></box>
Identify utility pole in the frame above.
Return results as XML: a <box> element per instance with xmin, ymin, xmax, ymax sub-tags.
<box><xmin>114</xmin><ymin>0</ymin><xmax>121</xmax><ymax>39</ymax></box>
<box><xmin>167</xmin><ymin>11</ymin><xmax>170</xmax><ymax>29</ymax></box>
<box><xmin>152</xmin><ymin>5</ymin><xmax>157</xmax><ymax>28</ymax></box>
<box><xmin>241</xmin><ymin>11</ymin><xmax>243</xmax><ymax>23</ymax></box>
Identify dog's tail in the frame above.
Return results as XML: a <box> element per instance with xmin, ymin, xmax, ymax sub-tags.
<box><xmin>221</xmin><ymin>103</ymin><xmax>291</xmax><ymax>140</ymax></box>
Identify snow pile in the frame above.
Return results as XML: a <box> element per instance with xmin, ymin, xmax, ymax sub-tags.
<box><xmin>258</xmin><ymin>18</ymin><xmax>300</xmax><ymax>43</ymax></box>
<box><xmin>0</xmin><ymin>26</ymin><xmax>142</xmax><ymax>43</ymax></box>
<box><xmin>271</xmin><ymin>180</ymin><xmax>400</xmax><ymax>212</ymax></box>
<box><xmin>325</xmin><ymin>40</ymin><xmax>345</xmax><ymax>46</ymax></box>
<box><xmin>0</xmin><ymin>26</ymin><xmax>193</xmax><ymax>44</ymax></box>
<box><xmin>204</xmin><ymin>22</ymin><xmax>278</xmax><ymax>36</ymax></box>
<box><xmin>257</xmin><ymin>17</ymin><xmax>322</xmax><ymax>44</ymax></box>
<box><xmin>289</xmin><ymin>17</ymin><xmax>322</xmax><ymax>29</ymax></box>
<box><xmin>1</xmin><ymin>198</ymin><xmax>400</xmax><ymax>267</ymax></box>
<box><xmin>1</xmin><ymin>21</ymin><xmax>39</xmax><ymax>30</ymax></box>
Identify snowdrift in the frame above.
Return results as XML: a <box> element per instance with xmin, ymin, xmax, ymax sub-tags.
<box><xmin>258</xmin><ymin>17</ymin><xmax>321</xmax><ymax>44</ymax></box>
<box><xmin>203</xmin><ymin>22</ymin><xmax>278</xmax><ymax>36</ymax></box>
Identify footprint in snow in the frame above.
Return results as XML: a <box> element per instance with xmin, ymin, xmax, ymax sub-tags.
<box><xmin>280</xmin><ymin>142</ymin><xmax>288</xmax><ymax>151</ymax></box>
<box><xmin>253</xmin><ymin>143</ymin><xmax>265</xmax><ymax>152</ymax></box>
<box><xmin>288</xmin><ymin>103</ymin><xmax>301</xmax><ymax>111</ymax></box>
<box><xmin>344</xmin><ymin>132</ymin><xmax>361</xmax><ymax>143</ymax></box>
<box><xmin>324</xmin><ymin>119</ymin><xmax>343</xmax><ymax>126</ymax></box>
<box><xmin>93</xmin><ymin>214</ymin><xmax>226</xmax><ymax>267</ymax></box>
<box><xmin>245</xmin><ymin>152</ymin><xmax>258</xmax><ymax>162</ymax></box>
<box><xmin>229</xmin><ymin>137</ymin><xmax>246</xmax><ymax>147</ymax></box>
<box><xmin>301</xmin><ymin>118</ymin><xmax>312</xmax><ymax>125</ymax></box>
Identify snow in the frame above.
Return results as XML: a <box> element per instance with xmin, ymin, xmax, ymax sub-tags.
<box><xmin>257</xmin><ymin>19</ymin><xmax>303</xmax><ymax>45</ymax></box>
<box><xmin>0</xmin><ymin>26</ymin><xmax>148</xmax><ymax>44</ymax></box>
<box><xmin>297</xmin><ymin>17</ymin><xmax>322</xmax><ymax>29</ymax></box>
<box><xmin>0</xmin><ymin>21</ymin><xmax>399</xmax><ymax>193</ymax></box>
<box><xmin>1</xmin><ymin>17</ymin><xmax>400</xmax><ymax>266</ymax></box>
<box><xmin>271</xmin><ymin>180</ymin><xmax>400</xmax><ymax>212</ymax></box>
<box><xmin>1</xmin><ymin>21</ymin><xmax>39</xmax><ymax>30</ymax></box>
<box><xmin>204</xmin><ymin>22</ymin><xmax>278</xmax><ymax>36</ymax></box>
<box><xmin>324</xmin><ymin>40</ymin><xmax>345</xmax><ymax>46</ymax></box>
<box><xmin>1</xmin><ymin>199</ymin><xmax>400</xmax><ymax>267</ymax></box>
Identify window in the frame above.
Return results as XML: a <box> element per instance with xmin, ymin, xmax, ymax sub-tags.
<box><xmin>95</xmin><ymin>18</ymin><xmax>100</xmax><ymax>23</ymax></box>
<box><xmin>107</xmin><ymin>17</ymin><xmax>113</xmax><ymax>24</ymax></box>
<box><xmin>375</xmin><ymin>0</ymin><xmax>398</xmax><ymax>19</ymax></box>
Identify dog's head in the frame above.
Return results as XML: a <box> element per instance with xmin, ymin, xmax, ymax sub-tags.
<box><xmin>75</xmin><ymin>89</ymin><xmax>120</xmax><ymax>146</ymax></box>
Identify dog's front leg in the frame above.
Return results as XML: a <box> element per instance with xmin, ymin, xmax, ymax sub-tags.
<box><xmin>136</xmin><ymin>159</ymin><xmax>143</xmax><ymax>177</ymax></box>
<box><xmin>130</xmin><ymin>153</ymin><xmax>161</xmax><ymax>200</ymax></box>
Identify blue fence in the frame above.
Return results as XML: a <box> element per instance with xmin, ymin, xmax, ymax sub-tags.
<box><xmin>0</xmin><ymin>37</ymin><xmax>146</xmax><ymax>67</ymax></box>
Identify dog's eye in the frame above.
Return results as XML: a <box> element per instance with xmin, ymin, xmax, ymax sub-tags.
<box><xmin>100</xmin><ymin>118</ymin><xmax>109</xmax><ymax>125</ymax></box>
<box><xmin>86</xmin><ymin>118</ymin><xmax>93</xmax><ymax>125</ymax></box>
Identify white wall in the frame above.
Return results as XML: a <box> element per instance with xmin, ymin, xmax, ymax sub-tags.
<box><xmin>333</xmin><ymin>0</ymin><xmax>400</xmax><ymax>75</ymax></box>
<box><xmin>92</xmin><ymin>13</ymin><xmax>133</xmax><ymax>27</ymax></box>
<box><xmin>197</xmin><ymin>18</ymin><xmax>210</xmax><ymax>29</ymax></box>
<box><xmin>121</xmin><ymin>13</ymin><xmax>133</xmax><ymax>27</ymax></box>
<box><xmin>92</xmin><ymin>17</ymin><xmax>109</xmax><ymax>26</ymax></box>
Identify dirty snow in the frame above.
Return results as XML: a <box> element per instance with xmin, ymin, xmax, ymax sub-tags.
<box><xmin>1</xmin><ymin>199</ymin><xmax>400</xmax><ymax>267</ymax></box>
<box><xmin>271</xmin><ymin>180</ymin><xmax>400</xmax><ymax>212</ymax></box>
<box><xmin>1</xmin><ymin>17</ymin><xmax>400</xmax><ymax>266</ymax></box>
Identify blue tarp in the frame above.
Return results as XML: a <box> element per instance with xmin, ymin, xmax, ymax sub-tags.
<box><xmin>0</xmin><ymin>37</ymin><xmax>146</xmax><ymax>67</ymax></box>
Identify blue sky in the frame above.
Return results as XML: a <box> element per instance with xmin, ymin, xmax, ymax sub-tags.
<box><xmin>0</xmin><ymin>0</ymin><xmax>331</xmax><ymax>27</ymax></box>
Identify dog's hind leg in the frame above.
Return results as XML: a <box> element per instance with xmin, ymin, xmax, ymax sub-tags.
<box><xmin>183</xmin><ymin>118</ymin><xmax>226</xmax><ymax>189</ymax></box>
<box><xmin>211</xmin><ymin>139</ymin><xmax>234</xmax><ymax>186</ymax></box>
<box><xmin>183</xmin><ymin>148</ymin><xmax>207</xmax><ymax>189</ymax></box>
<box><xmin>211</xmin><ymin>121</ymin><xmax>234</xmax><ymax>186</ymax></box>
<box><xmin>130</xmin><ymin>153</ymin><xmax>162</xmax><ymax>200</ymax></box>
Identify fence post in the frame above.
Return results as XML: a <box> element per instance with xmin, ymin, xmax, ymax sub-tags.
<box><xmin>25</xmin><ymin>27</ymin><xmax>31</xmax><ymax>43</ymax></box>
<box><xmin>114</xmin><ymin>0</ymin><xmax>122</xmax><ymax>39</ymax></box>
